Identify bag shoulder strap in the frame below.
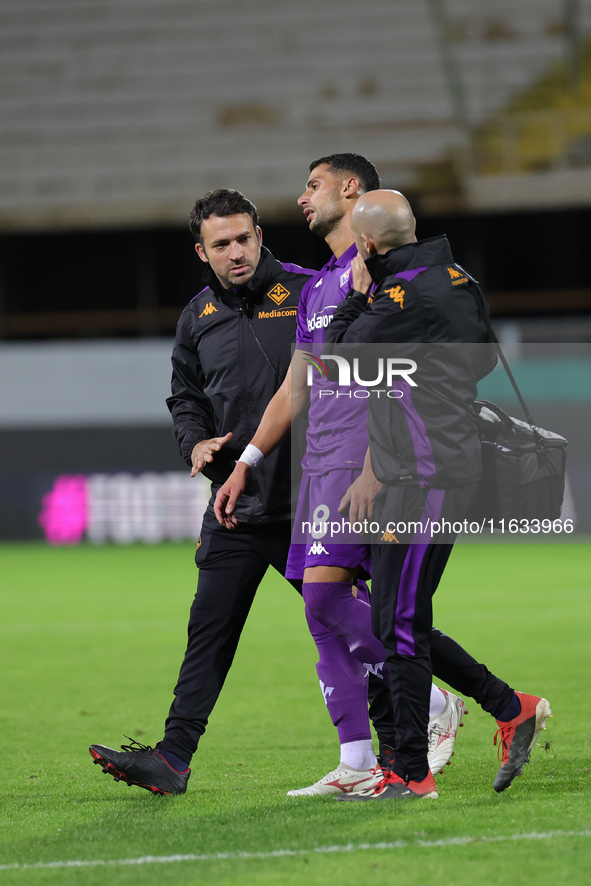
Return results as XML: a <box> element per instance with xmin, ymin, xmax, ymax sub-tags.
<box><xmin>456</xmin><ymin>264</ymin><xmax>536</xmax><ymax>428</ymax></box>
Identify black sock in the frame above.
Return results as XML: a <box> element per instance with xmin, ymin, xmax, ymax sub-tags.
<box><xmin>158</xmin><ymin>749</ymin><xmax>190</xmax><ymax>771</ymax></box>
<box><xmin>495</xmin><ymin>693</ymin><xmax>521</xmax><ymax>722</ymax></box>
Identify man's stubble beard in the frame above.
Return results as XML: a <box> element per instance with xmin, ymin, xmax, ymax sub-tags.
<box><xmin>309</xmin><ymin>196</ymin><xmax>345</xmax><ymax>241</ymax></box>
<box><xmin>310</xmin><ymin>217</ymin><xmax>336</xmax><ymax>240</ymax></box>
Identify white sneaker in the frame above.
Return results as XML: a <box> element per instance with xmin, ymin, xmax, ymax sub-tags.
<box><xmin>427</xmin><ymin>689</ymin><xmax>466</xmax><ymax>775</ymax></box>
<box><xmin>286</xmin><ymin>766</ymin><xmax>385</xmax><ymax>797</ymax></box>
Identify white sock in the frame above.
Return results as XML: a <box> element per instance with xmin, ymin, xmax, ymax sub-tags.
<box><xmin>429</xmin><ymin>685</ymin><xmax>448</xmax><ymax>719</ymax></box>
<box><xmin>339</xmin><ymin>739</ymin><xmax>377</xmax><ymax>771</ymax></box>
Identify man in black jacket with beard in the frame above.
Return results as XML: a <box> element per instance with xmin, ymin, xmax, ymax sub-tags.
<box><xmin>88</xmin><ymin>189</ymin><xmax>317</xmax><ymax>794</ymax></box>
<box><xmin>327</xmin><ymin>189</ymin><xmax>551</xmax><ymax>801</ymax></box>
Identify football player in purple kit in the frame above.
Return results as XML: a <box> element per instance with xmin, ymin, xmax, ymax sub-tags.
<box><xmin>216</xmin><ymin>154</ymin><xmax>541</xmax><ymax>798</ymax></box>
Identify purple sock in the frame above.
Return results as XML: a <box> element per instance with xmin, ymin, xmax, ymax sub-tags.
<box><xmin>303</xmin><ymin>581</ymin><xmax>390</xmax><ymax>684</ymax></box>
<box><xmin>305</xmin><ymin>608</ymin><xmax>371</xmax><ymax>744</ymax></box>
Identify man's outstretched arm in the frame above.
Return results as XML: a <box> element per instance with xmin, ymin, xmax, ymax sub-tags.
<box><xmin>214</xmin><ymin>350</ymin><xmax>309</xmax><ymax>528</ymax></box>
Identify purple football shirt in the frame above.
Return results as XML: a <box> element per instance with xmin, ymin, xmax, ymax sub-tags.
<box><xmin>296</xmin><ymin>243</ymin><xmax>369</xmax><ymax>473</ymax></box>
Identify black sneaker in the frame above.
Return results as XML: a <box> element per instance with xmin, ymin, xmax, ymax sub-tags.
<box><xmin>89</xmin><ymin>737</ymin><xmax>190</xmax><ymax>795</ymax></box>
<box><xmin>335</xmin><ymin>768</ymin><xmax>438</xmax><ymax>801</ymax></box>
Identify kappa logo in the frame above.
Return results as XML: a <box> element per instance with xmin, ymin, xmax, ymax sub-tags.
<box><xmin>448</xmin><ymin>266</ymin><xmax>468</xmax><ymax>286</ymax></box>
<box><xmin>308</xmin><ymin>541</ymin><xmax>329</xmax><ymax>556</ymax></box>
<box><xmin>313</xmin><ymin>277</ymin><xmax>324</xmax><ymax>289</ymax></box>
<box><xmin>320</xmin><ymin>680</ymin><xmax>334</xmax><ymax>705</ymax></box>
<box><xmin>199</xmin><ymin>302</ymin><xmax>218</xmax><ymax>318</ymax></box>
<box><xmin>381</xmin><ymin>529</ymin><xmax>399</xmax><ymax>543</ymax></box>
<box><xmin>385</xmin><ymin>285</ymin><xmax>405</xmax><ymax>309</ymax></box>
<box><xmin>267</xmin><ymin>283</ymin><xmax>290</xmax><ymax>306</ymax></box>
<box><xmin>363</xmin><ymin>661</ymin><xmax>385</xmax><ymax>679</ymax></box>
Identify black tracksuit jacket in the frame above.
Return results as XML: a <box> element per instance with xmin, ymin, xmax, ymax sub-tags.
<box><xmin>326</xmin><ymin>236</ymin><xmax>496</xmax><ymax>489</ymax></box>
<box><xmin>167</xmin><ymin>247</ymin><xmax>314</xmax><ymax>523</ymax></box>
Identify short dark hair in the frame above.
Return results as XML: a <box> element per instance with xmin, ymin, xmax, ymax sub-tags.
<box><xmin>189</xmin><ymin>188</ymin><xmax>259</xmax><ymax>242</ymax></box>
<box><xmin>309</xmin><ymin>153</ymin><xmax>380</xmax><ymax>193</ymax></box>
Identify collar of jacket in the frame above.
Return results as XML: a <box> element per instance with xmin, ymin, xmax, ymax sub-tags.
<box><xmin>201</xmin><ymin>246</ymin><xmax>281</xmax><ymax>305</ymax></box>
<box><xmin>365</xmin><ymin>235</ymin><xmax>454</xmax><ymax>285</ymax></box>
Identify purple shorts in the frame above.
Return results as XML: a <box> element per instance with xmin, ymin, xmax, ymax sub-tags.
<box><xmin>285</xmin><ymin>469</ymin><xmax>372</xmax><ymax>580</ymax></box>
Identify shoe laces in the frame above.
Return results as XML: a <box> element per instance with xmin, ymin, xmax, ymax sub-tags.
<box><xmin>429</xmin><ymin>719</ymin><xmax>451</xmax><ymax>738</ymax></box>
<box><xmin>493</xmin><ymin>724</ymin><xmax>514</xmax><ymax>763</ymax></box>
<box><xmin>120</xmin><ymin>735</ymin><xmax>155</xmax><ymax>754</ymax></box>
<box><xmin>371</xmin><ymin>767</ymin><xmax>401</xmax><ymax>793</ymax></box>
<box><xmin>427</xmin><ymin>729</ymin><xmax>440</xmax><ymax>753</ymax></box>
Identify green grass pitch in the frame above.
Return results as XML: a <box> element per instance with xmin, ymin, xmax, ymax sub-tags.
<box><xmin>0</xmin><ymin>539</ymin><xmax>590</xmax><ymax>885</ymax></box>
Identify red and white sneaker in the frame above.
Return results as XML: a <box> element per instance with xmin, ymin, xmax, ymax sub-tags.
<box><xmin>493</xmin><ymin>692</ymin><xmax>552</xmax><ymax>792</ymax></box>
<box><xmin>286</xmin><ymin>765</ymin><xmax>384</xmax><ymax>796</ymax></box>
<box><xmin>335</xmin><ymin>768</ymin><xmax>438</xmax><ymax>801</ymax></box>
<box><xmin>428</xmin><ymin>689</ymin><xmax>467</xmax><ymax>775</ymax></box>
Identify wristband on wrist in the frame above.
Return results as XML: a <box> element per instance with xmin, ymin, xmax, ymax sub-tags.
<box><xmin>238</xmin><ymin>443</ymin><xmax>265</xmax><ymax>469</ymax></box>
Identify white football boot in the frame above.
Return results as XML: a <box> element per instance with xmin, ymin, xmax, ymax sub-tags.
<box><xmin>427</xmin><ymin>689</ymin><xmax>467</xmax><ymax>775</ymax></box>
<box><xmin>287</xmin><ymin>765</ymin><xmax>385</xmax><ymax>797</ymax></box>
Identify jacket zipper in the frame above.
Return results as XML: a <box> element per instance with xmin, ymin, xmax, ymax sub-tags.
<box><xmin>237</xmin><ymin>300</ymin><xmax>260</xmax><ymax>513</ymax></box>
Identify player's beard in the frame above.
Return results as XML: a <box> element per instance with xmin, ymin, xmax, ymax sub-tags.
<box><xmin>309</xmin><ymin>196</ymin><xmax>345</xmax><ymax>240</ymax></box>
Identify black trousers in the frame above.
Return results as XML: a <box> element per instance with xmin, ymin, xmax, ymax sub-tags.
<box><xmin>161</xmin><ymin>512</ymin><xmax>300</xmax><ymax>763</ymax></box>
<box><xmin>371</xmin><ymin>485</ymin><xmax>514</xmax><ymax>782</ymax></box>
<box><xmin>368</xmin><ymin>626</ymin><xmax>514</xmax><ymax>750</ymax></box>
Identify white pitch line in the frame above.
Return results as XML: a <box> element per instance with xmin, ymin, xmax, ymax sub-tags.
<box><xmin>1</xmin><ymin>830</ymin><xmax>590</xmax><ymax>872</ymax></box>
